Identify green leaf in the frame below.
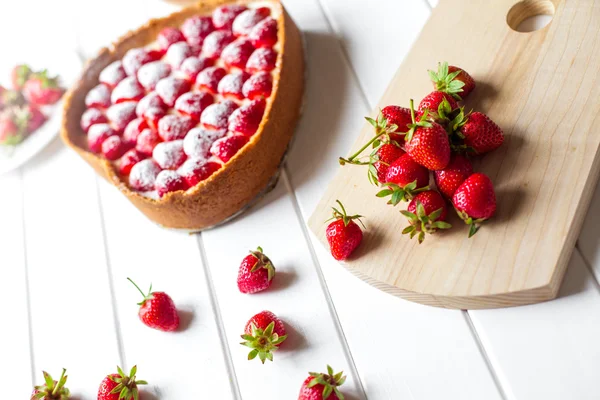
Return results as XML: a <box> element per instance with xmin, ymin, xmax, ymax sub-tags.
<box><xmin>416</xmin><ymin>202</ymin><xmax>426</xmax><ymax>217</ymax></box>
<box><xmin>376</xmin><ymin>189</ymin><xmax>393</xmax><ymax>197</ymax></box>
<box><xmin>468</xmin><ymin>223</ymin><xmax>479</xmax><ymax>238</ymax></box>
<box><xmin>435</xmin><ymin>221</ymin><xmax>452</xmax><ymax>229</ymax></box>
<box><xmin>391</xmin><ymin>190</ymin><xmax>402</xmax><ymax>205</ymax></box>
<box><xmin>264</xmin><ymin>321</ymin><xmax>274</xmax><ymax>337</ymax></box>
<box><xmin>248</xmin><ymin>349</ymin><xmax>259</xmax><ymax>360</ymax></box>
<box><xmin>400</xmin><ymin>210</ymin><xmax>417</xmax><ymax>219</ymax></box>
<box><xmin>365</xmin><ymin>116</ymin><xmax>377</xmax><ymax>128</ymax></box>
<box><xmin>323</xmin><ymin>385</ymin><xmax>333</xmax><ymax>399</ymax></box>
<box><xmin>402</xmin><ymin>225</ymin><xmax>416</xmax><ymax>235</ymax></box>
<box><xmin>429</xmin><ymin>208</ymin><xmax>443</xmax><ymax>221</ymax></box>
<box><xmin>428</xmin><ymin>70</ymin><xmax>438</xmax><ymax>82</ymax></box>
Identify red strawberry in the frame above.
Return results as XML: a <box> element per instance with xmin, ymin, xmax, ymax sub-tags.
<box><xmin>85</xmin><ymin>83</ymin><xmax>112</xmax><ymax>108</ymax></box>
<box><xmin>23</xmin><ymin>70</ymin><xmax>63</xmax><ymax>106</ymax></box>
<box><xmin>155</xmin><ymin>76</ymin><xmax>191</xmax><ymax>107</ymax></box>
<box><xmin>102</xmin><ymin>135</ymin><xmax>128</xmax><ymax>161</ymax></box>
<box><xmin>418</xmin><ymin>91</ymin><xmax>458</xmax><ymax>114</ymax></box>
<box><xmin>196</xmin><ymin>66</ymin><xmax>227</xmax><ymax>94</ymax></box>
<box><xmin>429</xmin><ymin>62</ymin><xmax>476</xmax><ymax>100</ymax></box>
<box><xmin>177</xmin><ymin>158</ymin><xmax>221</xmax><ymax>186</ymax></box>
<box><xmin>111</xmin><ymin>77</ymin><xmax>144</xmax><ymax>104</ymax></box>
<box><xmin>213</xmin><ymin>5</ymin><xmax>247</xmax><ymax>30</ymax></box>
<box><xmin>88</xmin><ymin>123</ymin><xmax>117</xmax><ymax>153</ymax></box>
<box><xmin>232</xmin><ymin>8</ymin><xmax>270</xmax><ymax>37</ymax></box>
<box><xmin>180</xmin><ymin>56</ymin><xmax>213</xmax><ymax>81</ymax></box>
<box><xmin>23</xmin><ymin>104</ymin><xmax>46</xmax><ymax>133</ymax></box>
<box><xmin>298</xmin><ymin>365</ymin><xmax>346</xmax><ymax>400</ymax></box>
<box><xmin>242</xmin><ymin>71</ymin><xmax>272</xmax><ymax>99</ymax></box>
<box><xmin>129</xmin><ymin>159</ymin><xmax>161</xmax><ymax>191</ymax></box>
<box><xmin>183</xmin><ymin>127</ymin><xmax>227</xmax><ymax>158</ymax></box>
<box><xmin>221</xmin><ymin>38</ymin><xmax>255</xmax><ymax>69</ymax></box>
<box><xmin>228</xmin><ymin>98</ymin><xmax>265</xmax><ymax>136</ymax></box>
<box><xmin>0</xmin><ymin>112</ymin><xmax>22</xmax><ymax>145</ymax></box>
<box><xmin>200</xmin><ymin>99</ymin><xmax>238</xmax><ymax>129</ymax></box>
<box><xmin>401</xmin><ymin>190</ymin><xmax>451</xmax><ymax>243</ymax></box>
<box><xmin>97</xmin><ymin>366</ymin><xmax>147</xmax><ymax>400</ymax></box>
<box><xmin>155</xmin><ymin>170</ymin><xmax>188</xmax><ymax>197</ymax></box>
<box><xmin>325</xmin><ymin>200</ymin><xmax>364</xmax><ymax>261</ymax></box>
<box><xmin>157</xmin><ymin>27</ymin><xmax>185</xmax><ymax>51</ymax></box>
<box><xmin>175</xmin><ymin>92</ymin><xmax>214</xmax><ymax>121</ymax></box>
<box><xmin>136</xmin><ymin>92</ymin><xmax>167</xmax><ymax>117</ymax></box>
<box><xmin>381</xmin><ymin>105</ymin><xmax>412</xmax><ymax>143</ymax></box>
<box><xmin>373</xmin><ymin>143</ymin><xmax>404</xmax><ymax>183</ymax></box>
<box><xmin>182</xmin><ymin>16</ymin><xmax>215</xmax><ymax>46</ymax></box>
<box><xmin>128</xmin><ymin>278</ymin><xmax>180</xmax><ymax>331</ymax></box>
<box><xmin>123</xmin><ymin>118</ymin><xmax>148</xmax><ymax>146</ymax></box>
<box><xmin>165</xmin><ymin>42</ymin><xmax>196</xmax><ymax>69</ymax></box>
<box><xmin>457</xmin><ymin>111</ymin><xmax>504</xmax><ymax>154</ymax></box>
<box><xmin>434</xmin><ymin>154</ymin><xmax>473</xmax><ymax>198</ymax></box>
<box><xmin>32</xmin><ymin>369</ymin><xmax>70</xmax><ymax>400</ymax></box>
<box><xmin>241</xmin><ymin>310</ymin><xmax>287</xmax><ymax>363</ymax></box>
<box><xmin>452</xmin><ymin>173</ymin><xmax>497</xmax><ymax>237</ymax></box>
<box><xmin>237</xmin><ymin>247</ymin><xmax>275</xmax><ymax>294</ymax></box>
<box><xmin>249</xmin><ymin>17</ymin><xmax>278</xmax><ymax>48</ymax></box>
<box><xmin>106</xmin><ymin>102</ymin><xmax>138</xmax><ymax>132</ymax></box>
<box><xmin>122</xmin><ymin>48</ymin><xmax>160</xmax><ymax>76</ymax></box>
<box><xmin>11</xmin><ymin>64</ymin><xmax>32</xmax><ymax>90</ymax></box>
<box><xmin>405</xmin><ymin>100</ymin><xmax>450</xmax><ymax>170</ymax></box>
<box><xmin>210</xmin><ymin>134</ymin><xmax>249</xmax><ymax>162</ymax></box>
<box><xmin>136</xmin><ymin>128</ymin><xmax>162</xmax><ymax>156</ymax></box>
<box><xmin>202</xmin><ymin>30</ymin><xmax>235</xmax><ymax>59</ymax></box>
<box><xmin>218</xmin><ymin>71</ymin><xmax>250</xmax><ymax>100</ymax></box>
<box><xmin>158</xmin><ymin>114</ymin><xmax>195</xmax><ymax>141</ymax></box>
<box><xmin>246</xmin><ymin>47</ymin><xmax>277</xmax><ymax>73</ymax></box>
<box><xmin>81</xmin><ymin>108</ymin><xmax>108</xmax><ymax>133</ymax></box>
<box><xmin>119</xmin><ymin>149</ymin><xmax>145</xmax><ymax>175</ymax></box>
<box><xmin>378</xmin><ymin>153</ymin><xmax>429</xmax><ymax>204</ymax></box>
<box><xmin>153</xmin><ymin>140</ymin><xmax>186</xmax><ymax>169</ymax></box>
<box><xmin>99</xmin><ymin>61</ymin><xmax>127</xmax><ymax>88</ymax></box>
<box><xmin>137</xmin><ymin>61</ymin><xmax>172</xmax><ymax>91</ymax></box>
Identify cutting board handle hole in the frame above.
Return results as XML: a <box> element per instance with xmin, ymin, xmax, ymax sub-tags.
<box><xmin>507</xmin><ymin>0</ymin><xmax>555</xmax><ymax>32</ymax></box>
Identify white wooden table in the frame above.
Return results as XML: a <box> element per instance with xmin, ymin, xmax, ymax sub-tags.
<box><xmin>3</xmin><ymin>0</ymin><xmax>600</xmax><ymax>399</ymax></box>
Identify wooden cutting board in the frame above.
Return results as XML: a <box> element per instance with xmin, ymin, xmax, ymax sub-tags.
<box><xmin>308</xmin><ymin>0</ymin><xmax>600</xmax><ymax>309</ymax></box>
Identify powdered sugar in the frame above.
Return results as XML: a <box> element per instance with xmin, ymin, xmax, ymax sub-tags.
<box><xmin>155</xmin><ymin>170</ymin><xmax>188</xmax><ymax>197</ymax></box>
<box><xmin>123</xmin><ymin>48</ymin><xmax>155</xmax><ymax>76</ymax></box>
<box><xmin>99</xmin><ymin>61</ymin><xmax>127</xmax><ymax>88</ymax></box>
<box><xmin>153</xmin><ymin>139</ymin><xmax>186</xmax><ymax>169</ymax></box>
<box><xmin>221</xmin><ymin>38</ymin><xmax>255</xmax><ymax>69</ymax></box>
<box><xmin>136</xmin><ymin>92</ymin><xmax>166</xmax><ymax>116</ymax></box>
<box><xmin>157</xmin><ymin>114</ymin><xmax>195</xmax><ymax>141</ymax></box>
<box><xmin>246</xmin><ymin>47</ymin><xmax>277</xmax><ymax>73</ymax></box>
<box><xmin>81</xmin><ymin>108</ymin><xmax>108</xmax><ymax>132</ymax></box>
<box><xmin>129</xmin><ymin>159</ymin><xmax>161</xmax><ymax>191</ymax></box>
<box><xmin>106</xmin><ymin>102</ymin><xmax>138</xmax><ymax>131</ymax></box>
<box><xmin>212</xmin><ymin>4</ymin><xmax>247</xmax><ymax>30</ymax></box>
<box><xmin>200</xmin><ymin>100</ymin><xmax>238</xmax><ymax>129</ymax></box>
<box><xmin>137</xmin><ymin>61</ymin><xmax>172</xmax><ymax>91</ymax></box>
<box><xmin>196</xmin><ymin>66</ymin><xmax>226</xmax><ymax>93</ymax></box>
<box><xmin>88</xmin><ymin>123</ymin><xmax>116</xmax><ymax>153</ymax></box>
<box><xmin>183</xmin><ymin>127</ymin><xmax>226</xmax><ymax>158</ymax></box>
<box><xmin>182</xmin><ymin>16</ymin><xmax>215</xmax><ymax>46</ymax></box>
<box><xmin>218</xmin><ymin>71</ymin><xmax>249</xmax><ymax>99</ymax></box>
<box><xmin>180</xmin><ymin>56</ymin><xmax>213</xmax><ymax>80</ymax></box>
<box><xmin>155</xmin><ymin>76</ymin><xmax>191</xmax><ymax>107</ymax></box>
<box><xmin>175</xmin><ymin>91</ymin><xmax>214</xmax><ymax>120</ymax></box>
<box><xmin>202</xmin><ymin>30</ymin><xmax>234</xmax><ymax>59</ymax></box>
<box><xmin>232</xmin><ymin>8</ymin><xmax>270</xmax><ymax>37</ymax></box>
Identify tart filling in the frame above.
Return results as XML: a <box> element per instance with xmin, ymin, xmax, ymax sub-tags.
<box><xmin>80</xmin><ymin>3</ymin><xmax>281</xmax><ymax>199</ymax></box>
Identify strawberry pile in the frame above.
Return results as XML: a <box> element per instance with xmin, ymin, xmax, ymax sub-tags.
<box><xmin>80</xmin><ymin>4</ymin><xmax>280</xmax><ymax>198</ymax></box>
<box><xmin>0</xmin><ymin>64</ymin><xmax>63</xmax><ymax>146</ymax></box>
<box><xmin>340</xmin><ymin>62</ymin><xmax>502</xmax><ymax>240</ymax></box>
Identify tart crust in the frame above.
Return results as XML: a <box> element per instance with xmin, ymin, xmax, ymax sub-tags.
<box><xmin>61</xmin><ymin>0</ymin><xmax>304</xmax><ymax>230</ymax></box>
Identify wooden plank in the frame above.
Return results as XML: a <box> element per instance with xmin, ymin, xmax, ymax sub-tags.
<box><xmin>470</xmin><ymin>249</ymin><xmax>600</xmax><ymax>400</ymax></box>
<box><xmin>577</xmin><ymin>173</ymin><xmax>600</xmax><ymax>281</ymax></box>
<box><xmin>317</xmin><ymin>0</ymin><xmax>432</xmax><ymax>106</ymax></box>
<box><xmin>283</xmin><ymin>0</ymin><xmax>504</xmax><ymax>398</ymax></box>
<box><xmin>201</xmin><ymin>179</ymin><xmax>366</xmax><ymax>400</ymax></box>
<box><xmin>0</xmin><ymin>171</ymin><xmax>34</xmax><ymax>397</ymax></box>
<box><xmin>97</xmin><ymin>179</ymin><xmax>235</xmax><ymax>399</ymax></box>
<box><xmin>308</xmin><ymin>0</ymin><xmax>600</xmax><ymax>309</ymax></box>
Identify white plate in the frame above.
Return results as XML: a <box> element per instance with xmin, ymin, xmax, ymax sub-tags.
<box><xmin>0</xmin><ymin>47</ymin><xmax>82</xmax><ymax>175</ymax></box>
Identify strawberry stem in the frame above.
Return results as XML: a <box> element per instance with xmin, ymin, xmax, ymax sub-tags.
<box><xmin>339</xmin><ymin>131</ymin><xmax>387</xmax><ymax>165</ymax></box>
<box><xmin>127</xmin><ymin>277</ymin><xmax>152</xmax><ymax>305</ymax></box>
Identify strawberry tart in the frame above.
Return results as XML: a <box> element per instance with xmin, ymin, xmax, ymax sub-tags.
<box><xmin>61</xmin><ymin>0</ymin><xmax>304</xmax><ymax>230</ymax></box>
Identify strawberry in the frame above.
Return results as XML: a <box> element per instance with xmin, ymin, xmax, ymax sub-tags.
<box><xmin>123</xmin><ymin>118</ymin><xmax>148</xmax><ymax>146</ymax></box>
<box><xmin>249</xmin><ymin>17</ymin><xmax>278</xmax><ymax>48</ymax></box>
<box><xmin>137</xmin><ymin>61</ymin><xmax>172</xmax><ymax>91</ymax></box>
<box><xmin>213</xmin><ymin>5</ymin><xmax>247</xmax><ymax>30</ymax></box>
<box><xmin>452</xmin><ymin>173</ymin><xmax>497</xmax><ymax>237</ymax></box>
<box><xmin>377</xmin><ymin>153</ymin><xmax>429</xmax><ymax>205</ymax></box>
<box><xmin>240</xmin><ymin>310</ymin><xmax>287</xmax><ymax>363</ymax></box>
<box><xmin>129</xmin><ymin>159</ymin><xmax>161</xmax><ymax>191</ymax></box>
<box><xmin>157</xmin><ymin>27</ymin><xmax>185</xmax><ymax>51</ymax></box>
<box><xmin>23</xmin><ymin>104</ymin><xmax>46</xmax><ymax>133</ymax></box>
<box><xmin>373</xmin><ymin>143</ymin><xmax>404</xmax><ymax>183</ymax></box>
<box><xmin>218</xmin><ymin>71</ymin><xmax>250</xmax><ymax>100</ymax></box>
<box><xmin>228</xmin><ymin>98</ymin><xmax>266</xmax><ymax>136</ymax></box>
<box><xmin>246</xmin><ymin>47</ymin><xmax>277</xmax><ymax>73</ymax></box>
<box><xmin>298</xmin><ymin>365</ymin><xmax>346</xmax><ymax>400</ymax></box>
<box><xmin>85</xmin><ymin>83</ymin><xmax>112</xmax><ymax>109</ymax></box>
<box><xmin>196</xmin><ymin>66</ymin><xmax>227</xmax><ymax>94</ymax></box>
<box><xmin>418</xmin><ymin>91</ymin><xmax>458</xmax><ymax>114</ymax></box>
<box><xmin>434</xmin><ymin>154</ymin><xmax>473</xmax><ymax>198</ymax></box>
<box><xmin>242</xmin><ymin>71</ymin><xmax>272</xmax><ymax>99</ymax></box>
<box><xmin>405</xmin><ymin>99</ymin><xmax>451</xmax><ymax>170</ymax></box>
<box><xmin>221</xmin><ymin>38</ymin><xmax>255</xmax><ymax>69</ymax></box>
<box><xmin>456</xmin><ymin>111</ymin><xmax>504</xmax><ymax>154</ymax></box>
<box><xmin>175</xmin><ymin>92</ymin><xmax>214</xmax><ymax>121</ymax></box>
<box><xmin>381</xmin><ymin>105</ymin><xmax>412</xmax><ymax>143</ymax></box>
<box><xmin>232</xmin><ymin>8</ymin><xmax>270</xmax><ymax>37</ymax></box>
<box><xmin>11</xmin><ymin>64</ymin><xmax>32</xmax><ymax>90</ymax></box>
<box><xmin>135</xmin><ymin>128</ymin><xmax>162</xmax><ymax>156</ymax></box>
<box><xmin>88</xmin><ymin>123</ymin><xmax>117</xmax><ymax>153</ymax></box>
<box><xmin>80</xmin><ymin>108</ymin><xmax>108</xmax><ymax>133</ymax></box>
<box><xmin>210</xmin><ymin>134</ymin><xmax>249</xmax><ymax>162</ymax></box>
<box><xmin>180</xmin><ymin>56</ymin><xmax>213</xmax><ymax>81</ymax></box>
<box><xmin>119</xmin><ymin>149</ymin><xmax>145</xmax><ymax>175</ymax></box>
<box><xmin>155</xmin><ymin>76</ymin><xmax>191</xmax><ymax>107</ymax></box>
<box><xmin>181</xmin><ymin>16</ymin><xmax>214</xmax><ymax>46</ymax></box>
<box><xmin>177</xmin><ymin>159</ymin><xmax>221</xmax><ymax>186</ymax></box>
<box><xmin>0</xmin><ymin>110</ymin><xmax>25</xmax><ymax>145</ymax></box>
<box><xmin>97</xmin><ymin>366</ymin><xmax>147</xmax><ymax>400</ymax></box>
<box><xmin>325</xmin><ymin>200</ymin><xmax>364</xmax><ymax>261</ymax></box>
<box><xmin>111</xmin><ymin>77</ymin><xmax>144</xmax><ymax>104</ymax></box>
<box><xmin>155</xmin><ymin>170</ymin><xmax>188</xmax><ymax>197</ymax></box>
<box><xmin>202</xmin><ymin>30</ymin><xmax>235</xmax><ymax>59</ymax></box>
<box><xmin>122</xmin><ymin>48</ymin><xmax>160</xmax><ymax>77</ymax></box>
<box><xmin>401</xmin><ymin>190</ymin><xmax>451</xmax><ymax>243</ymax></box>
<box><xmin>102</xmin><ymin>135</ymin><xmax>128</xmax><ymax>161</ymax></box>
<box><xmin>237</xmin><ymin>246</ymin><xmax>275</xmax><ymax>294</ymax></box>
<box><xmin>23</xmin><ymin>70</ymin><xmax>63</xmax><ymax>106</ymax></box>
<box><xmin>429</xmin><ymin>62</ymin><xmax>475</xmax><ymax>100</ymax></box>
<box><xmin>1</xmin><ymin>88</ymin><xmax>25</xmax><ymax>108</ymax></box>
<box><xmin>127</xmin><ymin>278</ymin><xmax>180</xmax><ymax>331</ymax></box>
<box><xmin>31</xmin><ymin>369</ymin><xmax>70</xmax><ymax>400</ymax></box>
<box><xmin>99</xmin><ymin>61</ymin><xmax>127</xmax><ymax>88</ymax></box>
<box><xmin>158</xmin><ymin>114</ymin><xmax>195</xmax><ymax>141</ymax></box>
<box><xmin>201</xmin><ymin>100</ymin><xmax>238</xmax><ymax>130</ymax></box>
<box><xmin>153</xmin><ymin>140</ymin><xmax>186</xmax><ymax>169</ymax></box>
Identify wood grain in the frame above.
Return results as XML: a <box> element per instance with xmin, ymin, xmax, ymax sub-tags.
<box><xmin>309</xmin><ymin>0</ymin><xmax>600</xmax><ymax>309</ymax></box>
